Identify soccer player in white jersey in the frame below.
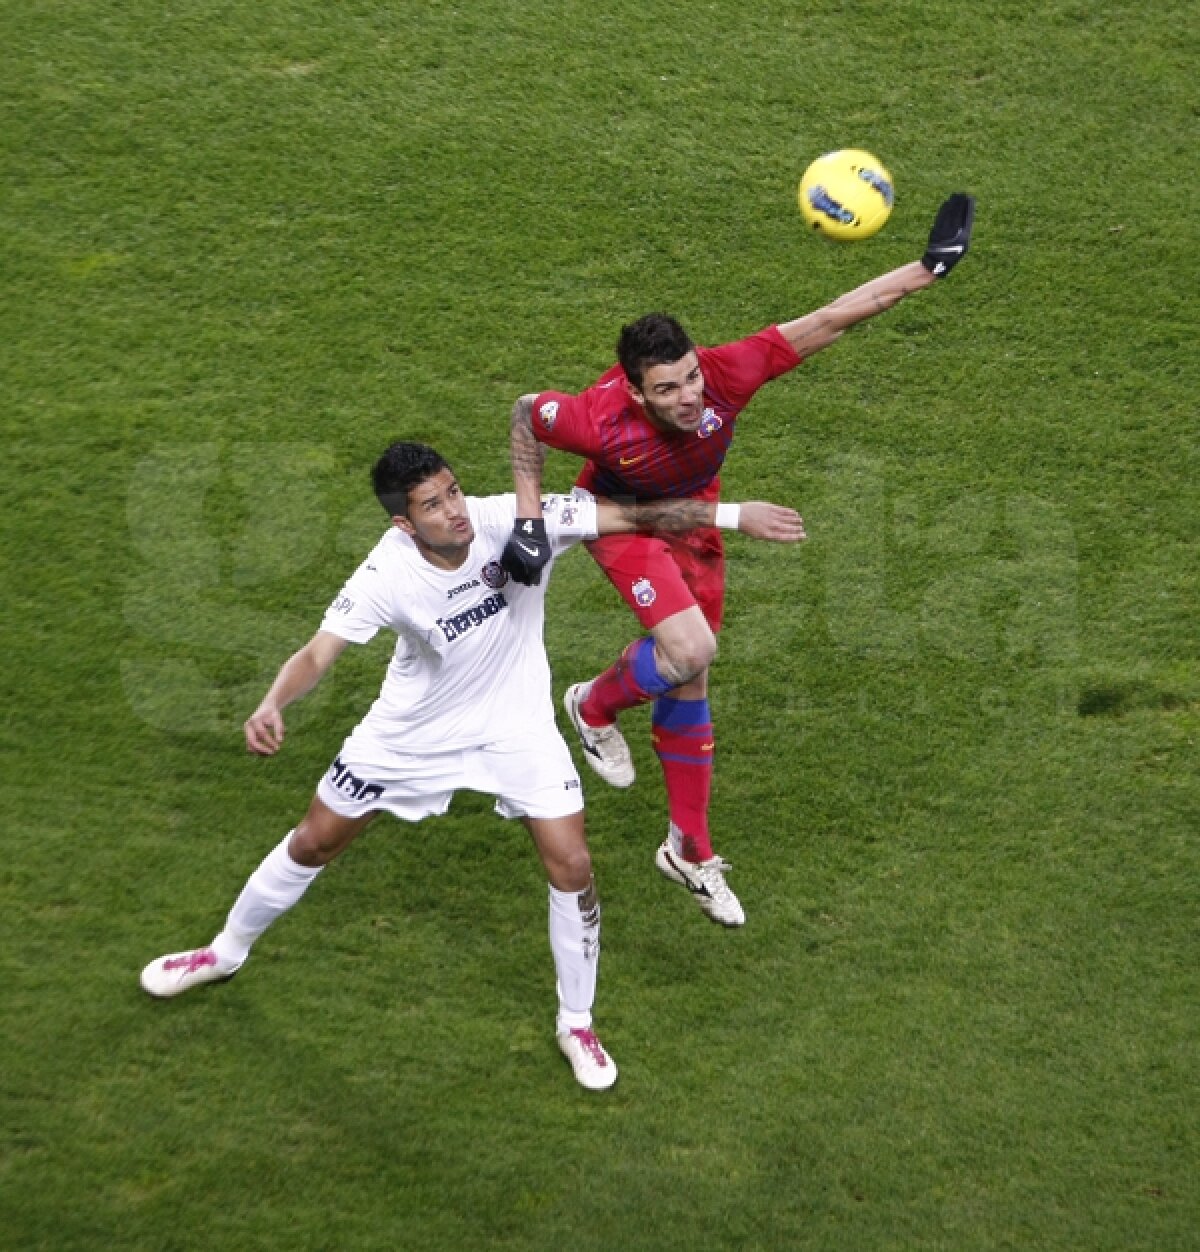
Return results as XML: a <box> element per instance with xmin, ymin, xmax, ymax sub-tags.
<box><xmin>140</xmin><ymin>441</ymin><xmax>804</xmax><ymax>1090</ymax></box>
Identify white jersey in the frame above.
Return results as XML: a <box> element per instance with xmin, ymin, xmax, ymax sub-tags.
<box><xmin>319</xmin><ymin>492</ymin><xmax>598</xmax><ymax>753</ymax></box>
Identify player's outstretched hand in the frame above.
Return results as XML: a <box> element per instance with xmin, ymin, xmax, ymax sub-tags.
<box><xmin>921</xmin><ymin>193</ymin><xmax>975</xmax><ymax>277</ymax></box>
<box><xmin>245</xmin><ymin>705</ymin><xmax>285</xmax><ymax>755</ymax></box>
<box><xmin>501</xmin><ymin>517</ymin><xmax>553</xmax><ymax>586</ymax></box>
<box><xmin>738</xmin><ymin>502</ymin><xmax>807</xmax><ymax>543</ymax></box>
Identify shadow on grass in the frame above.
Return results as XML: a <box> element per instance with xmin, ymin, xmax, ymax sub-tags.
<box><xmin>1076</xmin><ymin>681</ymin><xmax>1190</xmax><ymax>719</ymax></box>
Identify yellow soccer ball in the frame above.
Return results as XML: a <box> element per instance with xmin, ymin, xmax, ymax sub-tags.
<box><xmin>798</xmin><ymin>149</ymin><xmax>895</xmax><ymax>241</ymax></box>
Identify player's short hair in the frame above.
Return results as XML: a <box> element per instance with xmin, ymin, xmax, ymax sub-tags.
<box><xmin>372</xmin><ymin>442</ymin><xmax>452</xmax><ymax>517</ymax></box>
<box><xmin>617</xmin><ymin>313</ymin><xmax>695</xmax><ymax>389</ymax></box>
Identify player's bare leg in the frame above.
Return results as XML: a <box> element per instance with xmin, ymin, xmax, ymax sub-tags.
<box><xmin>140</xmin><ymin>797</ymin><xmax>376</xmax><ymax>997</ymax></box>
<box><xmin>525</xmin><ymin>813</ymin><xmax>616</xmax><ymax>1091</ymax></box>
<box><xmin>648</xmin><ymin>606</ymin><xmax>718</xmax><ymax>688</ymax></box>
<box><xmin>286</xmin><ymin>794</ymin><xmax>378</xmax><ymax>867</ymax></box>
<box><xmin>525</xmin><ymin>810</ymin><xmax>592</xmax><ymax>894</ymax></box>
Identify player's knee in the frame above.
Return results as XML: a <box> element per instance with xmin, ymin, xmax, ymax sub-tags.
<box><xmin>552</xmin><ymin>844</ymin><xmax>593</xmax><ymax>893</ymax></box>
<box><xmin>289</xmin><ymin>815</ymin><xmax>356</xmax><ymax>867</ymax></box>
<box><xmin>657</xmin><ymin>632</ymin><xmax>717</xmax><ymax>686</ymax></box>
<box><xmin>288</xmin><ymin>829</ymin><xmax>324</xmax><ymax>867</ymax></box>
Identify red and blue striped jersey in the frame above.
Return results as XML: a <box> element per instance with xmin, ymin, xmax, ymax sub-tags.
<box><xmin>531</xmin><ymin>326</ymin><xmax>802</xmax><ymax>501</ymax></box>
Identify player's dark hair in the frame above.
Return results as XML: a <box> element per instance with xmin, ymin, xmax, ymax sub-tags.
<box><xmin>372</xmin><ymin>442</ymin><xmax>452</xmax><ymax>517</ymax></box>
<box><xmin>616</xmin><ymin>313</ymin><xmax>694</xmax><ymax>389</ymax></box>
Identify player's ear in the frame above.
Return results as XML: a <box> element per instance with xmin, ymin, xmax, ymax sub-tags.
<box><xmin>392</xmin><ymin>514</ymin><xmax>416</xmax><ymax>536</ymax></box>
<box><xmin>625</xmin><ymin>378</ymin><xmax>646</xmax><ymax>408</ymax></box>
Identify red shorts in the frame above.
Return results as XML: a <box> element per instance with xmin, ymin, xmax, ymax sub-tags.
<box><xmin>584</xmin><ymin>528</ymin><xmax>726</xmax><ymax>632</ymax></box>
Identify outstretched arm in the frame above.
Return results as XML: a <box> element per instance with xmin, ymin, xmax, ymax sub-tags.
<box><xmin>244</xmin><ymin>630</ymin><xmax>350</xmax><ymax>756</ymax></box>
<box><xmin>778</xmin><ymin>192</ymin><xmax>975</xmax><ymax>359</ymax></box>
<box><xmin>595</xmin><ymin>496</ymin><xmax>806</xmax><ymax>543</ymax></box>
<box><xmin>778</xmin><ymin>261</ymin><xmax>934</xmax><ymax>358</ymax></box>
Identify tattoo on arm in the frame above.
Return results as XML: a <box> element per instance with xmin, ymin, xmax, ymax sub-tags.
<box><xmin>617</xmin><ymin>497</ymin><xmax>715</xmax><ymax>532</ymax></box>
<box><xmin>510</xmin><ymin>395</ymin><xmax>545</xmax><ymax>481</ymax></box>
<box><xmin>786</xmin><ymin>311</ymin><xmax>839</xmax><ymax>357</ymax></box>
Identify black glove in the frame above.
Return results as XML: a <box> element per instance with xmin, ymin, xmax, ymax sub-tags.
<box><xmin>921</xmin><ymin>192</ymin><xmax>975</xmax><ymax>277</ymax></box>
<box><xmin>501</xmin><ymin>517</ymin><xmax>553</xmax><ymax>586</ymax></box>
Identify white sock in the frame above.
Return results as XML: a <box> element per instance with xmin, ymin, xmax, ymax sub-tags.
<box><xmin>549</xmin><ymin>880</ymin><xmax>600</xmax><ymax>1033</ymax></box>
<box><xmin>210</xmin><ymin>832</ymin><xmax>323</xmax><ymax>967</ymax></box>
<box><xmin>668</xmin><ymin>820</ymin><xmax>685</xmax><ymax>857</ymax></box>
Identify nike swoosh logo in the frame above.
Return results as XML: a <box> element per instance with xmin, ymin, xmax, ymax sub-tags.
<box><xmin>700</xmin><ymin>742</ymin><xmax>714</xmax><ymax>751</ymax></box>
<box><xmin>619</xmin><ymin>455</ymin><xmax>645</xmax><ymax>467</ymax></box>
<box><xmin>933</xmin><ymin>244</ymin><xmax>964</xmax><ymax>254</ymax></box>
<box><xmin>664</xmin><ymin>849</ymin><xmax>713</xmax><ymax>899</ymax></box>
<box><xmin>516</xmin><ymin>541</ymin><xmax>540</xmax><ymax>557</ymax></box>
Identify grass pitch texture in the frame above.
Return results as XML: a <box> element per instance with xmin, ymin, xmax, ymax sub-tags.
<box><xmin>1</xmin><ymin>1</ymin><xmax>1196</xmax><ymax>1249</ymax></box>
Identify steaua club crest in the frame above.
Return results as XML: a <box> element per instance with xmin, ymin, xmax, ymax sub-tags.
<box><xmin>632</xmin><ymin>577</ymin><xmax>657</xmax><ymax>607</ymax></box>
<box><xmin>697</xmin><ymin>408</ymin><xmax>723</xmax><ymax>438</ymax></box>
<box><xmin>481</xmin><ymin>560</ymin><xmax>508</xmax><ymax>589</ymax></box>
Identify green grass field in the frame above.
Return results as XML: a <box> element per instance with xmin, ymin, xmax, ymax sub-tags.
<box><xmin>2</xmin><ymin>1</ymin><xmax>1197</xmax><ymax>1248</ymax></box>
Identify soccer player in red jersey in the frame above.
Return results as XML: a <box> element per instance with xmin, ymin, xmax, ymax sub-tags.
<box><xmin>502</xmin><ymin>194</ymin><xmax>975</xmax><ymax>927</ymax></box>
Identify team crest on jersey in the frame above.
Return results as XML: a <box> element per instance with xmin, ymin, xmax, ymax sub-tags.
<box><xmin>697</xmin><ymin>408</ymin><xmax>723</xmax><ymax>438</ymax></box>
<box><xmin>540</xmin><ymin>494</ymin><xmax>580</xmax><ymax>526</ymax></box>
<box><xmin>632</xmin><ymin>577</ymin><xmax>657</xmax><ymax>607</ymax></box>
<box><xmin>481</xmin><ymin>560</ymin><xmax>508</xmax><ymax>589</ymax></box>
<box><xmin>538</xmin><ymin>400</ymin><xmax>559</xmax><ymax>430</ymax></box>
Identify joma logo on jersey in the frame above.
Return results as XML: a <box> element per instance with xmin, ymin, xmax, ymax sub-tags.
<box><xmin>437</xmin><ymin>591</ymin><xmax>509</xmax><ymax>641</ymax></box>
<box><xmin>327</xmin><ymin>756</ymin><xmax>384</xmax><ymax>804</ymax></box>
<box><xmin>447</xmin><ymin>578</ymin><xmax>481</xmax><ymax>599</ymax></box>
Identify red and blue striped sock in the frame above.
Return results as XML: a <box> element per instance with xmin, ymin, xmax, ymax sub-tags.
<box><xmin>580</xmin><ymin>637</ymin><xmax>674</xmax><ymax>726</ymax></box>
<box><xmin>652</xmin><ymin>695</ymin><xmax>714</xmax><ymax>862</ymax></box>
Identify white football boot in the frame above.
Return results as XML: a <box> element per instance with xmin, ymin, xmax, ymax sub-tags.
<box><xmin>557</xmin><ymin>1026</ymin><xmax>619</xmax><ymax>1091</ymax></box>
<box><xmin>655</xmin><ymin>839</ymin><xmax>746</xmax><ymax>927</ymax></box>
<box><xmin>140</xmin><ymin>947</ymin><xmax>244</xmax><ymax>998</ymax></box>
<box><xmin>563</xmin><ymin>682</ymin><xmax>635</xmax><ymax>788</ymax></box>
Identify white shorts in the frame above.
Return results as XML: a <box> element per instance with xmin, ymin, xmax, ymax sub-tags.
<box><xmin>315</xmin><ymin>722</ymin><xmax>584</xmax><ymax>823</ymax></box>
